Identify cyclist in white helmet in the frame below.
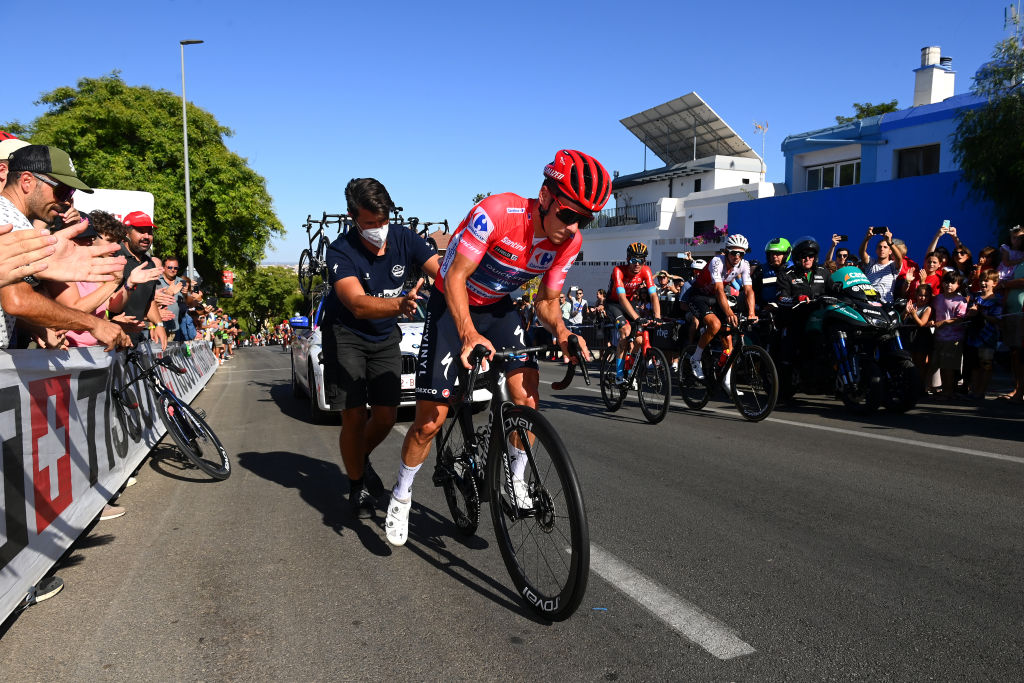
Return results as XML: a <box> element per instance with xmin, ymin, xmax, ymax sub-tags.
<box><xmin>687</xmin><ymin>234</ymin><xmax>757</xmax><ymax>380</ymax></box>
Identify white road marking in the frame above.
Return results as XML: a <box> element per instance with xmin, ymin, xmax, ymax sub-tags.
<box><xmin>542</xmin><ymin>379</ymin><xmax>1024</xmax><ymax>465</ymax></box>
<box><xmin>392</xmin><ymin>424</ymin><xmax>409</xmax><ymax>436</ymax></box>
<box><xmin>589</xmin><ymin>543</ymin><xmax>756</xmax><ymax>660</ymax></box>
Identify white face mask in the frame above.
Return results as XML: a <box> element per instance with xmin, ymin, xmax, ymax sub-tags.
<box><xmin>359</xmin><ymin>223</ymin><xmax>388</xmax><ymax>249</ymax></box>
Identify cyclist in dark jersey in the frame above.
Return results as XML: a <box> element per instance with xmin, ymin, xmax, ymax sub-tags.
<box><xmin>606</xmin><ymin>241</ymin><xmax>661</xmax><ymax>382</ymax></box>
<box><xmin>385</xmin><ymin>150</ymin><xmax>612</xmax><ymax>546</ymax></box>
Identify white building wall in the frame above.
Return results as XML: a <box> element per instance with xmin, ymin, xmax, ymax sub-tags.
<box><xmin>791</xmin><ymin>143</ymin><xmax>862</xmax><ymax>192</ymax></box>
<box><xmin>874</xmin><ymin>119</ymin><xmax>959</xmax><ymax>180</ymax></box>
<box><xmin>567</xmin><ymin>182</ymin><xmax>784</xmax><ymax>301</ymax></box>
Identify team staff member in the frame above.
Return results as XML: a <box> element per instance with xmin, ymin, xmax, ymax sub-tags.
<box><xmin>325</xmin><ymin>178</ymin><xmax>440</xmax><ymax>518</ymax></box>
<box><xmin>385</xmin><ymin>150</ymin><xmax>610</xmax><ymax>546</ymax></box>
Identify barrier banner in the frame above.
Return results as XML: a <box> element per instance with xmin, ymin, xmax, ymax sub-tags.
<box><xmin>0</xmin><ymin>342</ymin><xmax>217</xmax><ymax>622</ymax></box>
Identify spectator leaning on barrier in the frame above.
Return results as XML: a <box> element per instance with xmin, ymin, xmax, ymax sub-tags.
<box><xmin>858</xmin><ymin>226</ymin><xmax>902</xmax><ymax>303</ymax></box>
<box><xmin>0</xmin><ymin>145</ymin><xmax>129</xmax><ymax>350</ymax></box>
<box><xmin>155</xmin><ymin>256</ymin><xmax>185</xmax><ymax>339</ymax></box>
<box><xmin>119</xmin><ymin>211</ymin><xmax>168</xmax><ymax>350</ymax></box>
<box><xmin>568</xmin><ymin>287</ymin><xmax>587</xmax><ymax>328</ymax></box>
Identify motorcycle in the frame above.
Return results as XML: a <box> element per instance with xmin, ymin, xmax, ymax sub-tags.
<box><xmin>769</xmin><ymin>266</ymin><xmax>920</xmax><ymax>414</ymax></box>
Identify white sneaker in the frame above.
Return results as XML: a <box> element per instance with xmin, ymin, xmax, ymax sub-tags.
<box><xmin>689</xmin><ymin>354</ymin><xmax>705</xmax><ymax>380</ymax></box>
<box><xmin>385</xmin><ymin>494</ymin><xmax>412</xmax><ymax>546</ymax></box>
<box><xmin>723</xmin><ymin>367</ymin><xmax>732</xmax><ymax>394</ymax></box>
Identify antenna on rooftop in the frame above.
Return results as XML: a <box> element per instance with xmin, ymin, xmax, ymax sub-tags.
<box><xmin>1007</xmin><ymin>2</ymin><xmax>1021</xmax><ymax>31</ymax></box>
<box><xmin>753</xmin><ymin>120</ymin><xmax>768</xmax><ymax>180</ymax></box>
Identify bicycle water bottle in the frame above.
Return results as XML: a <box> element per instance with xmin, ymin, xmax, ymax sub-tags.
<box><xmin>717</xmin><ymin>348</ymin><xmax>731</xmax><ymax>368</ymax></box>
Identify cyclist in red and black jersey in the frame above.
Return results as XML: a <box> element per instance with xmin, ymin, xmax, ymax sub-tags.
<box><xmin>606</xmin><ymin>242</ymin><xmax>661</xmax><ymax>382</ymax></box>
<box><xmin>385</xmin><ymin>150</ymin><xmax>611</xmax><ymax>547</ymax></box>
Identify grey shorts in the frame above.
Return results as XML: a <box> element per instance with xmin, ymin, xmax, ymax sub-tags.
<box><xmin>322</xmin><ymin>324</ymin><xmax>401</xmax><ymax>409</ymax></box>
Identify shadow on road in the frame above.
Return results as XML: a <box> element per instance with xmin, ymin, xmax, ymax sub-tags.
<box><xmin>146</xmin><ymin>443</ymin><xmax>224</xmax><ymax>483</ymax></box>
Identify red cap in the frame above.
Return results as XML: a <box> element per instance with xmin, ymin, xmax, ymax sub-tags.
<box><xmin>123</xmin><ymin>211</ymin><xmax>155</xmax><ymax>228</ymax></box>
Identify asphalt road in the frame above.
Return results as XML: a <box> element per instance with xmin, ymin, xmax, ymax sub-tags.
<box><xmin>2</xmin><ymin>346</ymin><xmax>1022</xmax><ymax>680</ymax></box>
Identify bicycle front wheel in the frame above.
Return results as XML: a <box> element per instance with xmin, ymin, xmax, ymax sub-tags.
<box><xmin>435</xmin><ymin>409</ymin><xmax>481</xmax><ymax>535</ymax></box>
<box><xmin>488</xmin><ymin>405</ymin><xmax>589</xmax><ymax>621</ymax></box>
<box><xmin>159</xmin><ymin>395</ymin><xmax>231</xmax><ymax>479</ymax></box>
<box><xmin>637</xmin><ymin>347</ymin><xmax>672</xmax><ymax>424</ymax></box>
<box><xmin>730</xmin><ymin>344</ymin><xmax>779</xmax><ymax>422</ymax></box>
<box><xmin>599</xmin><ymin>349</ymin><xmax>626</xmax><ymax>412</ymax></box>
<box><xmin>678</xmin><ymin>345</ymin><xmax>710</xmax><ymax>410</ymax></box>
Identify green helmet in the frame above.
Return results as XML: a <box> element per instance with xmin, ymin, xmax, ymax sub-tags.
<box><xmin>765</xmin><ymin>237</ymin><xmax>791</xmax><ymax>260</ymax></box>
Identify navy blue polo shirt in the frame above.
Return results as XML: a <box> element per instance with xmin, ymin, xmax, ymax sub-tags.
<box><xmin>323</xmin><ymin>225</ymin><xmax>436</xmax><ymax>342</ymax></box>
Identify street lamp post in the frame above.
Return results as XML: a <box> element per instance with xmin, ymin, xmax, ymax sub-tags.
<box><xmin>180</xmin><ymin>39</ymin><xmax>203</xmax><ymax>282</ymax></box>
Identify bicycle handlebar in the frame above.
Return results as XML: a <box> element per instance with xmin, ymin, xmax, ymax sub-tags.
<box><xmin>467</xmin><ymin>336</ymin><xmax>591</xmax><ymax>394</ymax></box>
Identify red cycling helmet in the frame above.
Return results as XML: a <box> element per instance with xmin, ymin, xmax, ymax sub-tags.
<box><xmin>0</xmin><ymin>131</ymin><xmax>19</xmax><ymax>141</ymax></box>
<box><xmin>543</xmin><ymin>149</ymin><xmax>612</xmax><ymax>212</ymax></box>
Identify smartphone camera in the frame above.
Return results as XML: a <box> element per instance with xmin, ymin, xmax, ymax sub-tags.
<box><xmin>872</xmin><ymin>226</ymin><xmax>888</xmax><ymax>235</ymax></box>
<box><xmin>838</xmin><ymin>235</ymin><xmax>849</xmax><ymax>241</ymax></box>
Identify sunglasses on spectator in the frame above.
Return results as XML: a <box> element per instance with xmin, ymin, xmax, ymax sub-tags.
<box><xmin>32</xmin><ymin>173</ymin><xmax>75</xmax><ymax>202</ymax></box>
<box><xmin>727</xmin><ymin>250</ymin><xmax>746</xmax><ymax>257</ymax></box>
<box><xmin>627</xmin><ymin>257</ymin><xmax>646</xmax><ymax>265</ymax></box>
<box><xmin>166</xmin><ymin>266</ymin><xmax>179</xmax><ymax>270</ymax></box>
<box><xmin>955</xmin><ymin>250</ymin><xmax>968</xmax><ymax>255</ymax></box>
<box><xmin>837</xmin><ymin>252</ymin><xmax>849</xmax><ymax>258</ymax></box>
<box><xmin>550</xmin><ymin>192</ymin><xmax>593</xmax><ymax>229</ymax></box>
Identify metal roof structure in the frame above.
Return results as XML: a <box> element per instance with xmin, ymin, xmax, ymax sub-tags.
<box><xmin>620</xmin><ymin>92</ymin><xmax>760</xmax><ymax>165</ymax></box>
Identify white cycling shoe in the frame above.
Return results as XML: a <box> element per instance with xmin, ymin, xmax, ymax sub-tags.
<box><xmin>385</xmin><ymin>494</ymin><xmax>412</xmax><ymax>546</ymax></box>
<box><xmin>689</xmin><ymin>354</ymin><xmax>705</xmax><ymax>380</ymax></box>
<box><xmin>512</xmin><ymin>477</ymin><xmax>533</xmax><ymax>510</ymax></box>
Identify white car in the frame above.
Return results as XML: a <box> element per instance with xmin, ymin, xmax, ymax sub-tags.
<box><xmin>290</xmin><ymin>298</ymin><xmax>488</xmax><ymax>423</ymax></box>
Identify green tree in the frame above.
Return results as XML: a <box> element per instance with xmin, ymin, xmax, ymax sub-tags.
<box><xmin>471</xmin><ymin>192</ymin><xmax>492</xmax><ymax>204</ymax></box>
<box><xmin>951</xmin><ymin>14</ymin><xmax>1024</xmax><ymax>229</ymax></box>
<box><xmin>3</xmin><ymin>72</ymin><xmax>283</xmax><ymax>286</ymax></box>
<box><xmin>220</xmin><ymin>266</ymin><xmax>299</xmax><ymax>333</ymax></box>
<box><xmin>835</xmin><ymin>100</ymin><xmax>899</xmax><ymax>124</ymax></box>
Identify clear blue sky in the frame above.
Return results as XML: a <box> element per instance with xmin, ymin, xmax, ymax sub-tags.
<box><xmin>3</xmin><ymin>0</ymin><xmax>1009</xmax><ymax>263</ymax></box>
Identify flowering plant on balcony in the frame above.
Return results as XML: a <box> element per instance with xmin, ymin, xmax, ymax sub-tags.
<box><xmin>686</xmin><ymin>224</ymin><xmax>729</xmax><ymax>246</ymax></box>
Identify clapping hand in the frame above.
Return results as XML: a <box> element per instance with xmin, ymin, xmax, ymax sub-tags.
<box><xmin>399</xmin><ymin>278</ymin><xmax>424</xmax><ymax>318</ymax></box>
<box><xmin>0</xmin><ymin>224</ymin><xmax>58</xmax><ymax>287</ymax></box>
<box><xmin>42</xmin><ymin>218</ymin><xmax>126</xmax><ymax>282</ymax></box>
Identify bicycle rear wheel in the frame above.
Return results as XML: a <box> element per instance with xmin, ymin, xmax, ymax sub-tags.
<box><xmin>678</xmin><ymin>345</ymin><xmax>711</xmax><ymax>410</ymax></box>
<box><xmin>599</xmin><ymin>349</ymin><xmax>626</xmax><ymax>412</ymax></box>
<box><xmin>488</xmin><ymin>405</ymin><xmax>588</xmax><ymax>621</ymax></box>
<box><xmin>434</xmin><ymin>408</ymin><xmax>481</xmax><ymax>535</ymax></box>
<box><xmin>729</xmin><ymin>344</ymin><xmax>779</xmax><ymax>422</ymax></box>
<box><xmin>298</xmin><ymin>249</ymin><xmax>314</xmax><ymax>296</ymax></box>
<box><xmin>159</xmin><ymin>395</ymin><xmax>231</xmax><ymax>479</ymax></box>
<box><xmin>637</xmin><ymin>347</ymin><xmax>672</xmax><ymax>424</ymax></box>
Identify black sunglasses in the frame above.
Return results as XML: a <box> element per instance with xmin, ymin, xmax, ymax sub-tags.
<box><xmin>627</xmin><ymin>257</ymin><xmax>646</xmax><ymax>265</ymax></box>
<box><xmin>727</xmin><ymin>250</ymin><xmax>746</xmax><ymax>257</ymax></box>
<box><xmin>32</xmin><ymin>173</ymin><xmax>75</xmax><ymax>202</ymax></box>
<box><xmin>550</xmin><ymin>192</ymin><xmax>593</xmax><ymax>229</ymax></box>
<box><xmin>166</xmin><ymin>266</ymin><xmax>180</xmax><ymax>270</ymax></box>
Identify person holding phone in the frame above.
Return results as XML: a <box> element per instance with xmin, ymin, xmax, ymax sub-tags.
<box><xmin>859</xmin><ymin>226</ymin><xmax>903</xmax><ymax>303</ymax></box>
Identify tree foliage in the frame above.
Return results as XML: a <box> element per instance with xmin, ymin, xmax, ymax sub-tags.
<box><xmin>3</xmin><ymin>72</ymin><xmax>283</xmax><ymax>286</ymax></box>
<box><xmin>835</xmin><ymin>100</ymin><xmax>899</xmax><ymax>124</ymax></box>
<box><xmin>220</xmin><ymin>266</ymin><xmax>299</xmax><ymax>333</ymax></box>
<box><xmin>951</xmin><ymin>16</ymin><xmax>1024</xmax><ymax>229</ymax></box>
<box><xmin>471</xmin><ymin>192</ymin><xmax>492</xmax><ymax>204</ymax></box>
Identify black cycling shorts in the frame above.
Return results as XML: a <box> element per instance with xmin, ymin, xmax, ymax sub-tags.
<box><xmin>416</xmin><ymin>293</ymin><xmax>537</xmax><ymax>403</ymax></box>
<box><xmin>322</xmin><ymin>323</ymin><xmax>401</xmax><ymax>410</ymax></box>
<box><xmin>686</xmin><ymin>293</ymin><xmax>736</xmax><ymax>321</ymax></box>
<box><xmin>605</xmin><ymin>302</ymin><xmax>635</xmax><ymax>327</ymax></box>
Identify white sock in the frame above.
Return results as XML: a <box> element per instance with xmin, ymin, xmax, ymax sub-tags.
<box><xmin>510</xmin><ymin>445</ymin><xmax>528</xmax><ymax>481</ymax></box>
<box><xmin>692</xmin><ymin>346</ymin><xmax>703</xmax><ymax>361</ymax></box>
<box><xmin>392</xmin><ymin>462</ymin><xmax>421</xmax><ymax>501</ymax></box>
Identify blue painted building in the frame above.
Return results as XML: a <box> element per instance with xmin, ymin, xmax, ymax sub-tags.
<box><xmin>729</xmin><ymin>47</ymin><xmax>999</xmax><ymax>261</ymax></box>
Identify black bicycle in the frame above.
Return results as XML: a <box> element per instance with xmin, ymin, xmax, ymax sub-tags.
<box><xmin>598</xmin><ymin>318</ymin><xmax>672</xmax><ymax>424</ymax></box>
<box><xmin>431</xmin><ymin>338</ymin><xmax>590</xmax><ymax>621</ymax></box>
<box><xmin>115</xmin><ymin>348</ymin><xmax>230</xmax><ymax>479</ymax></box>
<box><xmin>677</xmin><ymin>314</ymin><xmax>779</xmax><ymax>422</ymax></box>
<box><xmin>297</xmin><ymin>212</ymin><xmax>349</xmax><ymax>297</ymax></box>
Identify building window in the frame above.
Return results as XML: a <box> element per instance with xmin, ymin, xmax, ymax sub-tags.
<box><xmin>742</xmin><ymin>178</ymin><xmax>750</xmax><ymax>184</ymax></box>
<box><xmin>694</xmin><ymin>178</ymin><xmax>702</xmax><ymax>192</ymax></box>
<box><xmin>806</xmin><ymin>159</ymin><xmax>860</xmax><ymax>191</ymax></box>
<box><xmin>693</xmin><ymin>219</ymin><xmax>715</xmax><ymax>239</ymax></box>
<box><xmin>897</xmin><ymin>144</ymin><xmax>940</xmax><ymax>178</ymax></box>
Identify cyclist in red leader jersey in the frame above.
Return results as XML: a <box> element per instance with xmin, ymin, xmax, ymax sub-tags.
<box><xmin>384</xmin><ymin>150</ymin><xmax>612</xmax><ymax>547</ymax></box>
<box><xmin>606</xmin><ymin>241</ymin><xmax>661</xmax><ymax>382</ymax></box>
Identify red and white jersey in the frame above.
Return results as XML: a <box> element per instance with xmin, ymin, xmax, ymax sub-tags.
<box><xmin>436</xmin><ymin>193</ymin><xmax>581</xmax><ymax>306</ymax></box>
<box><xmin>608</xmin><ymin>265</ymin><xmax>655</xmax><ymax>305</ymax></box>
<box><xmin>695</xmin><ymin>254</ymin><xmax>752</xmax><ymax>295</ymax></box>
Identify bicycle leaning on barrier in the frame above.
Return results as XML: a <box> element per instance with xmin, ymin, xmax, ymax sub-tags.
<box><xmin>431</xmin><ymin>337</ymin><xmax>591</xmax><ymax>621</ymax></box>
<box><xmin>114</xmin><ymin>347</ymin><xmax>230</xmax><ymax>479</ymax></box>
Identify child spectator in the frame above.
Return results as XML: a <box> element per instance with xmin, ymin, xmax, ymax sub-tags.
<box><xmin>927</xmin><ymin>271</ymin><xmax>968</xmax><ymax>401</ymax></box>
<box><xmin>970</xmin><ymin>246</ymin><xmax>1000</xmax><ymax>293</ymax></box>
<box><xmin>904</xmin><ymin>284</ymin><xmax>934</xmax><ymax>377</ymax></box>
<box><xmin>965</xmin><ymin>269</ymin><xmax>1003</xmax><ymax>400</ymax></box>
<box><xmin>997</xmin><ymin>225</ymin><xmax>1024</xmax><ymax>282</ymax></box>
<box><xmin>911</xmin><ymin>252</ymin><xmax>942</xmax><ymax>296</ymax></box>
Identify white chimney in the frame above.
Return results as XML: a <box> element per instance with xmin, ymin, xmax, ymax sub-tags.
<box><xmin>913</xmin><ymin>46</ymin><xmax>955</xmax><ymax>106</ymax></box>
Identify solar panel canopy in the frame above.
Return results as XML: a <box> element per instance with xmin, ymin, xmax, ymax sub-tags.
<box><xmin>620</xmin><ymin>92</ymin><xmax>760</xmax><ymax>165</ymax></box>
